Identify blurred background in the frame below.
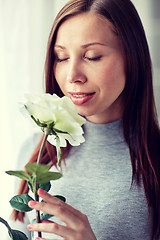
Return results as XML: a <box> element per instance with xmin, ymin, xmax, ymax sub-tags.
<box><xmin>0</xmin><ymin>0</ymin><xmax>160</xmax><ymax>237</ymax></box>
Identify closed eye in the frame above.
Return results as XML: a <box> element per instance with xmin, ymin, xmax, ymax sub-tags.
<box><xmin>55</xmin><ymin>57</ymin><xmax>69</xmax><ymax>62</ymax></box>
<box><xmin>86</xmin><ymin>56</ymin><xmax>102</xmax><ymax>61</ymax></box>
<box><xmin>55</xmin><ymin>56</ymin><xmax>102</xmax><ymax>62</ymax></box>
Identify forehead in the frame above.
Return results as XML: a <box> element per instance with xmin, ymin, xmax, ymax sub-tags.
<box><xmin>55</xmin><ymin>12</ymin><xmax>118</xmax><ymax>47</ymax></box>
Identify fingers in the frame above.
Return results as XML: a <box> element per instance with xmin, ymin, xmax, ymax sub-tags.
<box><xmin>27</xmin><ymin>221</ymin><xmax>74</xmax><ymax>238</ymax></box>
<box><xmin>35</xmin><ymin>238</ymin><xmax>58</xmax><ymax>240</ymax></box>
<box><xmin>35</xmin><ymin>237</ymin><xmax>61</xmax><ymax>240</ymax></box>
<box><xmin>38</xmin><ymin>188</ymin><xmax>83</xmax><ymax>218</ymax></box>
<box><xmin>28</xmin><ymin>189</ymin><xmax>86</xmax><ymax>228</ymax></box>
<box><xmin>27</xmin><ymin>189</ymin><xmax>96</xmax><ymax>240</ymax></box>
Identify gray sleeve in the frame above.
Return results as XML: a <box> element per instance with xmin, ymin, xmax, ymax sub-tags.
<box><xmin>14</xmin><ymin>132</ymin><xmax>42</xmax><ymax>190</ymax></box>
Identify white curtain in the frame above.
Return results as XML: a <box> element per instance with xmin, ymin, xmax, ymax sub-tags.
<box><xmin>0</xmin><ymin>0</ymin><xmax>159</xmax><ymax>237</ymax></box>
<box><xmin>0</xmin><ymin>0</ymin><xmax>68</xmax><ymax>235</ymax></box>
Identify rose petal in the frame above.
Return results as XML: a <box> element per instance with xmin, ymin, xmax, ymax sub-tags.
<box><xmin>23</xmin><ymin>93</ymin><xmax>86</xmax><ymax>148</ymax></box>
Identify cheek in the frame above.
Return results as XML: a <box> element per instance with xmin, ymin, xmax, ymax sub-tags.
<box><xmin>100</xmin><ymin>58</ymin><xmax>126</xmax><ymax>91</ymax></box>
<box><xmin>54</xmin><ymin>65</ymin><xmax>65</xmax><ymax>87</ymax></box>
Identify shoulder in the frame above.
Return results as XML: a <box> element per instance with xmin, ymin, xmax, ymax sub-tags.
<box><xmin>16</xmin><ymin>132</ymin><xmax>42</xmax><ymax>170</ymax></box>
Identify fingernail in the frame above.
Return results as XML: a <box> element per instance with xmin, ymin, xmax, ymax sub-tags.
<box><xmin>27</xmin><ymin>224</ymin><xmax>33</xmax><ymax>230</ymax></box>
<box><xmin>29</xmin><ymin>200</ymin><xmax>37</xmax><ymax>207</ymax></box>
<box><xmin>35</xmin><ymin>238</ymin><xmax>41</xmax><ymax>240</ymax></box>
<box><xmin>38</xmin><ymin>188</ymin><xmax>45</xmax><ymax>195</ymax></box>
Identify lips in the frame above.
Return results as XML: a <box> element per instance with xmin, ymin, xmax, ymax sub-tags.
<box><xmin>68</xmin><ymin>92</ymin><xmax>95</xmax><ymax>105</ymax></box>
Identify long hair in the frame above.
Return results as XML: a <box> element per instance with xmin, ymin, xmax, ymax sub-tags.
<box><xmin>13</xmin><ymin>0</ymin><xmax>160</xmax><ymax>239</ymax></box>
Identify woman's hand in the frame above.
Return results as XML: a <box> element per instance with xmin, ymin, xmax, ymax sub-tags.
<box><xmin>27</xmin><ymin>188</ymin><xmax>97</xmax><ymax>240</ymax></box>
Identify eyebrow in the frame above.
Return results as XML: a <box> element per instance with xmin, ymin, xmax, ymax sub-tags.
<box><xmin>54</xmin><ymin>45</ymin><xmax>66</xmax><ymax>50</ymax></box>
<box><xmin>54</xmin><ymin>42</ymin><xmax>106</xmax><ymax>50</ymax></box>
<box><xmin>81</xmin><ymin>42</ymin><xmax>106</xmax><ymax>48</ymax></box>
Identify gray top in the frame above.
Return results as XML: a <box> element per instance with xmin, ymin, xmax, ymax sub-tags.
<box><xmin>7</xmin><ymin>119</ymin><xmax>157</xmax><ymax>239</ymax></box>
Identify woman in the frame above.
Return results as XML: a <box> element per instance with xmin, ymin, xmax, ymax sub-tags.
<box><xmin>12</xmin><ymin>0</ymin><xmax>160</xmax><ymax>239</ymax></box>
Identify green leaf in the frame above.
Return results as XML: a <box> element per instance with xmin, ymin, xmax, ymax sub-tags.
<box><xmin>32</xmin><ymin>195</ymin><xmax>66</xmax><ymax>223</ymax></box>
<box><xmin>0</xmin><ymin>217</ymin><xmax>28</xmax><ymax>240</ymax></box>
<box><xmin>5</xmin><ymin>171</ymin><xmax>31</xmax><ymax>182</ymax></box>
<box><xmin>40</xmin><ymin>212</ymin><xmax>53</xmax><ymax>221</ymax></box>
<box><xmin>10</xmin><ymin>230</ymin><xmax>29</xmax><ymax>240</ymax></box>
<box><xmin>0</xmin><ymin>217</ymin><xmax>13</xmax><ymax>239</ymax></box>
<box><xmin>41</xmin><ymin>195</ymin><xmax>66</xmax><ymax>203</ymax></box>
<box><xmin>56</xmin><ymin>136</ymin><xmax>61</xmax><ymax>166</ymax></box>
<box><xmin>25</xmin><ymin>162</ymin><xmax>50</xmax><ymax>175</ymax></box>
<box><xmin>54</xmin><ymin>195</ymin><xmax>66</xmax><ymax>203</ymax></box>
<box><xmin>32</xmin><ymin>212</ymin><xmax>53</xmax><ymax>224</ymax></box>
<box><xmin>53</xmin><ymin>128</ymin><xmax>68</xmax><ymax>134</ymax></box>
<box><xmin>39</xmin><ymin>181</ymin><xmax>51</xmax><ymax>192</ymax></box>
<box><xmin>27</xmin><ymin>175</ymin><xmax>36</xmax><ymax>193</ymax></box>
<box><xmin>27</xmin><ymin>181</ymin><xmax>33</xmax><ymax>192</ymax></box>
<box><xmin>10</xmin><ymin>194</ymin><xmax>34</xmax><ymax>212</ymax></box>
<box><xmin>31</xmin><ymin>115</ymin><xmax>47</xmax><ymax>128</ymax></box>
<box><xmin>28</xmin><ymin>181</ymin><xmax>51</xmax><ymax>193</ymax></box>
<box><xmin>36</xmin><ymin>171</ymin><xmax>62</xmax><ymax>184</ymax></box>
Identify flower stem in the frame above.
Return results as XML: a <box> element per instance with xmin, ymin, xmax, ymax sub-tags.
<box><xmin>35</xmin><ymin>189</ymin><xmax>42</xmax><ymax>237</ymax></box>
<box><xmin>37</xmin><ymin>127</ymin><xmax>50</xmax><ymax>164</ymax></box>
<box><xmin>35</xmin><ymin>127</ymin><xmax>51</xmax><ymax>237</ymax></box>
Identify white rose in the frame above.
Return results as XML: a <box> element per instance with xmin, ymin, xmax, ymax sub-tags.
<box><xmin>24</xmin><ymin>93</ymin><xmax>86</xmax><ymax>147</ymax></box>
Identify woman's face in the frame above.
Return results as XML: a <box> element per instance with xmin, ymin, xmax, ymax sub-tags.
<box><xmin>54</xmin><ymin>12</ymin><xmax>126</xmax><ymax>123</ymax></box>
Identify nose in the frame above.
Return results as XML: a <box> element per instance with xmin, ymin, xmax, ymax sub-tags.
<box><xmin>66</xmin><ymin>59</ymin><xmax>87</xmax><ymax>83</ymax></box>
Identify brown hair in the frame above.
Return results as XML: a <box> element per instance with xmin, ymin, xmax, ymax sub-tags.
<box><xmin>13</xmin><ymin>0</ymin><xmax>160</xmax><ymax>239</ymax></box>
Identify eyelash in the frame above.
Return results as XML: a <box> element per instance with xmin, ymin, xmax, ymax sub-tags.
<box><xmin>55</xmin><ymin>56</ymin><xmax>102</xmax><ymax>62</ymax></box>
<box><xmin>56</xmin><ymin>57</ymin><xmax>68</xmax><ymax>62</ymax></box>
<box><xmin>86</xmin><ymin>56</ymin><xmax>101</xmax><ymax>61</ymax></box>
